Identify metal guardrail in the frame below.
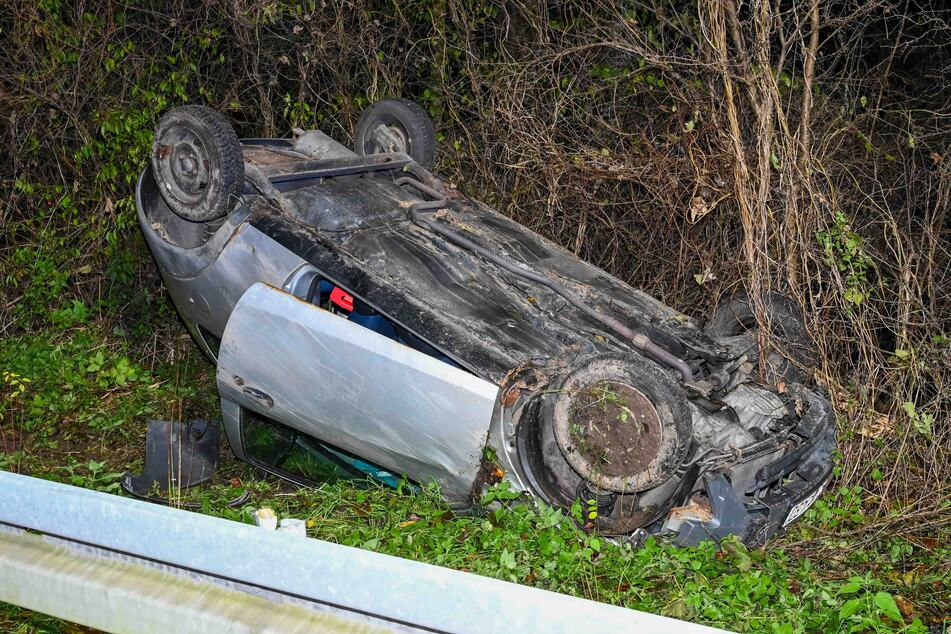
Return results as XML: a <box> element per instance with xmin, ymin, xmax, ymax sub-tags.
<box><xmin>0</xmin><ymin>471</ymin><xmax>730</xmax><ymax>633</ymax></box>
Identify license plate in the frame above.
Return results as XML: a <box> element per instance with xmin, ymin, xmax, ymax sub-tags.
<box><xmin>783</xmin><ymin>479</ymin><xmax>828</xmax><ymax>527</ymax></box>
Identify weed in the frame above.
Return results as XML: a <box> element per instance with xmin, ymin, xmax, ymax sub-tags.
<box><xmin>816</xmin><ymin>211</ymin><xmax>876</xmax><ymax>306</ymax></box>
<box><xmin>63</xmin><ymin>459</ymin><xmax>123</xmax><ymax>493</ymax></box>
<box><xmin>901</xmin><ymin>402</ymin><xmax>934</xmax><ymax>440</ymax></box>
<box><xmin>0</xmin><ymin>326</ymin><xmax>946</xmax><ymax>632</ymax></box>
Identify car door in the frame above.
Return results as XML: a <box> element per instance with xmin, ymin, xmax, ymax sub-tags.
<box><xmin>216</xmin><ymin>282</ymin><xmax>500</xmax><ymax>502</ymax></box>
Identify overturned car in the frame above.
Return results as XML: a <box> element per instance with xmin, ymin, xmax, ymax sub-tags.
<box><xmin>137</xmin><ymin>101</ymin><xmax>835</xmax><ymax>546</ymax></box>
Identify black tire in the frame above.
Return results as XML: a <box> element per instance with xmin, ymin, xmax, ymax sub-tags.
<box><xmin>706</xmin><ymin>291</ymin><xmax>816</xmax><ymax>384</ymax></box>
<box><xmin>152</xmin><ymin>105</ymin><xmax>244</xmax><ymax>222</ymax></box>
<box><xmin>354</xmin><ymin>98</ymin><xmax>437</xmax><ymax>170</ymax></box>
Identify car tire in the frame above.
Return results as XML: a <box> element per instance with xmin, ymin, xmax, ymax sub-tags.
<box><xmin>706</xmin><ymin>290</ymin><xmax>817</xmax><ymax>384</ymax></box>
<box><xmin>354</xmin><ymin>98</ymin><xmax>437</xmax><ymax>170</ymax></box>
<box><xmin>533</xmin><ymin>353</ymin><xmax>693</xmax><ymax>497</ymax></box>
<box><xmin>152</xmin><ymin>105</ymin><xmax>244</xmax><ymax>222</ymax></box>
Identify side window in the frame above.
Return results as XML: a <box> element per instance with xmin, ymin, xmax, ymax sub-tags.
<box><xmin>241</xmin><ymin>410</ymin><xmax>407</xmax><ymax>489</ymax></box>
<box><xmin>282</xmin><ymin>266</ymin><xmax>460</xmax><ymax>367</ymax></box>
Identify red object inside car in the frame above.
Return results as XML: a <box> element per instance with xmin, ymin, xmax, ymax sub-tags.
<box><xmin>330</xmin><ymin>287</ymin><xmax>354</xmax><ymax>312</ymax></box>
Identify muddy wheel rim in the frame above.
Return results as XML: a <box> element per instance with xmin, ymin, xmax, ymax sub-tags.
<box><xmin>364</xmin><ymin>121</ymin><xmax>410</xmax><ymax>156</ymax></box>
<box><xmin>155</xmin><ymin>125</ymin><xmax>215</xmax><ymax>208</ymax></box>
<box><xmin>550</xmin><ymin>358</ymin><xmax>688</xmax><ymax>492</ymax></box>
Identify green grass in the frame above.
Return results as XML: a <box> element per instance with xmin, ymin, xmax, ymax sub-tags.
<box><xmin>0</xmin><ymin>326</ymin><xmax>947</xmax><ymax>633</ymax></box>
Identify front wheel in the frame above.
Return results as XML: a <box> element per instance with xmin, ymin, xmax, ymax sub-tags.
<box><xmin>706</xmin><ymin>291</ymin><xmax>817</xmax><ymax>385</ymax></box>
<box><xmin>152</xmin><ymin>105</ymin><xmax>244</xmax><ymax>222</ymax></box>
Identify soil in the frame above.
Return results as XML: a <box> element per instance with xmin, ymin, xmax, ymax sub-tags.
<box><xmin>567</xmin><ymin>381</ymin><xmax>663</xmax><ymax>479</ymax></box>
<box><xmin>468</xmin><ymin>453</ymin><xmax>505</xmax><ymax>505</ymax></box>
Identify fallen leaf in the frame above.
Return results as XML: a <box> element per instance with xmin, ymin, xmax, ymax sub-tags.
<box><xmin>895</xmin><ymin>595</ymin><xmax>914</xmax><ymax>619</ymax></box>
<box><xmin>689</xmin><ymin>196</ymin><xmax>711</xmax><ymax>223</ymax></box>
<box><xmin>915</xmin><ymin>536</ymin><xmax>938</xmax><ymax>549</ymax></box>
<box><xmin>431</xmin><ymin>510</ymin><xmax>455</xmax><ymax>525</ymax></box>
<box><xmin>858</xmin><ymin>412</ymin><xmax>893</xmax><ymax>438</ymax></box>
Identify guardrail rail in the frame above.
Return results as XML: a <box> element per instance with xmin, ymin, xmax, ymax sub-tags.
<box><xmin>0</xmin><ymin>471</ymin><xmax>730</xmax><ymax>633</ymax></box>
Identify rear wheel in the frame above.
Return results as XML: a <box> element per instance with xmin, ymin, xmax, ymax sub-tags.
<box><xmin>152</xmin><ymin>105</ymin><xmax>244</xmax><ymax>222</ymax></box>
<box><xmin>354</xmin><ymin>98</ymin><xmax>437</xmax><ymax>170</ymax></box>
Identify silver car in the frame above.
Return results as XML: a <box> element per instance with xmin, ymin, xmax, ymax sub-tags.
<box><xmin>137</xmin><ymin>101</ymin><xmax>835</xmax><ymax>545</ymax></box>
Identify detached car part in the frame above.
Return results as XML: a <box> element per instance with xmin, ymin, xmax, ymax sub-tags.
<box><xmin>120</xmin><ymin>418</ymin><xmax>251</xmax><ymax>509</ymax></box>
<box><xmin>138</xmin><ymin>102</ymin><xmax>836</xmax><ymax>545</ymax></box>
<box><xmin>122</xmin><ymin>418</ymin><xmax>220</xmax><ymax>494</ymax></box>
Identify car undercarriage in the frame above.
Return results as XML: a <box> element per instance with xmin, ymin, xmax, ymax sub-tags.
<box><xmin>137</xmin><ymin>102</ymin><xmax>835</xmax><ymax>546</ymax></box>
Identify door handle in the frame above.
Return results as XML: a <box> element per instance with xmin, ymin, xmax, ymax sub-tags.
<box><xmin>241</xmin><ymin>386</ymin><xmax>274</xmax><ymax>408</ymax></box>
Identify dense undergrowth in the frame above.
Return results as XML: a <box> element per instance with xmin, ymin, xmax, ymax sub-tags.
<box><xmin>0</xmin><ymin>0</ymin><xmax>949</xmax><ymax>631</ymax></box>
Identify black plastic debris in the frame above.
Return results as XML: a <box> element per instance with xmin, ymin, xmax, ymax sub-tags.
<box><xmin>121</xmin><ymin>419</ymin><xmax>220</xmax><ymax>499</ymax></box>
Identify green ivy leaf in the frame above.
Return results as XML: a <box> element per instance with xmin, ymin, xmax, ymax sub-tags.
<box><xmin>843</xmin><ymin>287</ymin><xmax>865</xmax><ymax>305</ymax></box>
